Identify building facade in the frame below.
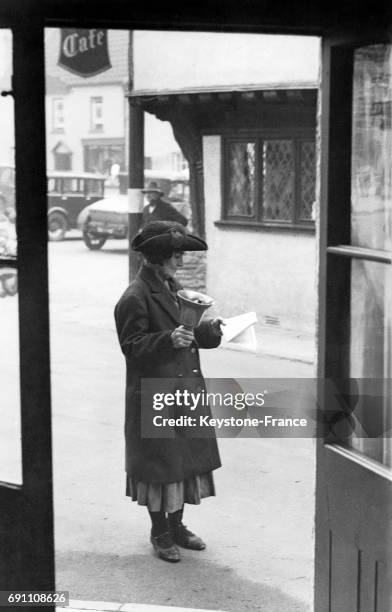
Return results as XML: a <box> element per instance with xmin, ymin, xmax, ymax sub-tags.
<box><xmin>131</xmin><ymin>32</ymin><xmax>320</xmax><ymax>332</ymax></box>
<box><xmin>45</xmin><ymin>29</ymin><xmax>186</xmax><ymax>178</ymax></box>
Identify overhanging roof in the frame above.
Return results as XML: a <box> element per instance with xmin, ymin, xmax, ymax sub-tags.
<box><xmin>128</xmin><ymin>88</ymin><xmax>317</xmax><ymax>110</ymax></box>
<box><xmin>128</xmin><ymin>81</ymin><xmax>318</xmax><ymax>99</ymax></box>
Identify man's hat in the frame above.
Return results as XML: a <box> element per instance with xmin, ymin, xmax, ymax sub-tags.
<box><xmin>142</xmin><ymin>181</ymin><xmax>163</xmax><ymax>195</ymax></box>
<box><xmin>132</xmin><ymin>221</ymin><xmax>207</xmax><ymax>253</ymax></box>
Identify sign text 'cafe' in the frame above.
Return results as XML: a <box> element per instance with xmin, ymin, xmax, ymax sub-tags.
<box><xmin>57</xmin><ymin>29</ymin><xmax>111</xmax><ymax>78</ymax></box>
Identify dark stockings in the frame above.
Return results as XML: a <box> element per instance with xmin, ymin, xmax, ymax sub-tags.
<box><xmin>168</xmin><ymin>506</ymin><xmax>183</xmax><ymax>530</ymax></box>
<box><xmin>149</xmin><ymin>506</ymin><xmax>184</xmax><ymax>537</ymax></box>
<box><xmin>148</xmin><ymin>510</ymin><xmax>167</xmax><ymax>537</ymax></box>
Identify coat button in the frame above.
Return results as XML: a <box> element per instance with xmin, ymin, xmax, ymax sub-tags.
<box><xmin>190</xmin><ymin>348</ymin><xmax>196</xmax><ymax>354</ymax></box>
<box><xmin>192</xmin><ymin>369</ymin><xmax>199</xmax><ymax>374</ymax></box>
<box><xmin>178</xmin><ymin>373</ymin><xmax>183</xmax><ymax>377</ymax></box>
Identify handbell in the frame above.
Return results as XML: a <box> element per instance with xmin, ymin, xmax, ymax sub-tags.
<box><xmin>177</xmin><ymin>289</ymin><xmax>214</xmax><ymax>329</ymax></box>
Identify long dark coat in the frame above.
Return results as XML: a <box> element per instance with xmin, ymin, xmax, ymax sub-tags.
<box><xmin>114</xmin><ymin>264</ymin><xmax>222</xmax><ymax>484</ymax></box>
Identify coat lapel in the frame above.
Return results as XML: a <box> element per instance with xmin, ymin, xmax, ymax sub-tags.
<box><xmin>138</xmin><ymin>265</ymin><xmax>181</xmax><ymax>325</ymax></box>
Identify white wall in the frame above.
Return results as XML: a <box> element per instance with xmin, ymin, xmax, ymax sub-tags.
<box><xmin>203</xmin><ymin>136</ymin><xmax>316</xmax><ymax>333</ymax></box>
<box><xmin>46</xmin><ymin>84</ymin><xmax>125</xmax><ymax>172</ymax></box>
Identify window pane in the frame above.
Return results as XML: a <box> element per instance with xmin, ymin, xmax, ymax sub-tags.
<box><xmin>84</xmin><ymin>144</ymin><xmax>124</xmax><ymax>175</ymax></box>
<box><xmin>262</xmin><ymin>139</ymin><xmax>294</xmax><ymax>221</ymax></box>
<box><xmin>347</xmin><ymin>259</ymin><xmax>391</xmax><ymax>466</ymax></box>
<box><xmin>63</xmin><ymin>177</ymin><xmax>79</xmax><ymax>192</ymax></box>
<box><xmin>351</xmin><ymin>45</ymin><xmax>392</xmax><ymax>250</ymax></box>
<box><xmin>86</xmin><ymin>178</ymin><xmax>103</xmax><ymax>196</ymax></box>
<box><xmin>54</xmin><ymin>153</ymin><xmax>71</xmax><ymax>171</ymax></box>
<box><xmin>299</xmin><ymin>141</ymin><xmax>316</xmax><ymax>221</ymax></box>
<box><xmin>0</xmin><ymin>29</ymin><xmax>21</xmax><ymax>485</ymax></box>
<box><xmin>343</xmin><ymin>44</ymin><xmax>392</xmax><ymax>467</ymax></box>
<box><xmin>91</xmin><ymin>97</ymin><xmax>104</xmax><ymax>132</ymax></box>
<box><xmin>350</xmin><ymin>259</ymin><xmax>386</xmax><ymax>379</ymax></box>
<box><xmin>226</xmin><ymin>141</ymin><xmax>255</xmax><ymax>217</ymax></box>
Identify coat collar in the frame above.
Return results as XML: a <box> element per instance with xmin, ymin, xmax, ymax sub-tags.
<box><xmin>138</xmin><ymin>264</ymin><xmax>180</xmax><ymax>325</ymax></box>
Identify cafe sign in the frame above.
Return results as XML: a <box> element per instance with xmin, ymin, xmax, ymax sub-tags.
<box><xmin>58</xmin><ymin>29</ymin><xmax>111</xmax><ymax>78</ymax></box>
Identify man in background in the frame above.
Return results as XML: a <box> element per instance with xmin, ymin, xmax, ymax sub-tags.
<box><xmin>142</xmin><ymin>181</ymin><xmax>188</xmax><ymax>227</ymax></box>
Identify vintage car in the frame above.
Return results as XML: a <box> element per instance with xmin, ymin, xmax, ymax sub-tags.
<box><xmin>47</xmin><ymin>171</ymin><xmax>106</xmax><ymax>241</ymax></box>
<box><xmin>78</xmin><ymin>170</ymin><xmax>190</xmax><ymax>250</ymax></box>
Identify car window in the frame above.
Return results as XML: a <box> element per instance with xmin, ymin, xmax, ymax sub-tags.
<box><xmin>47</xmin><ymin>177</ymin><xmax>62</xmax><ymax>194</ymax></box>
<box><xmin>63</xmin><ymin>178</ymin><xmax>81</xmax><ymax>193</ymax></box>
<box><xmin>86</xmin><ymin>178</ymin><xmax>104</xmax><ymax>196</ymax></box>
<box><xmin>168</xmin><ymin>181</ymin><xmax>189</xmax><ymax>202</ymax></box>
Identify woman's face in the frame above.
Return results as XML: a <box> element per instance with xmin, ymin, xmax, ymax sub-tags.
<box><xmin>161</xmin><ymin>251</ymin><xmax>184</xmax><ymax>278</ymax></box>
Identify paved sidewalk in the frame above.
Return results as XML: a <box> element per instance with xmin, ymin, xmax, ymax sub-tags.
<box><xmin>61</xmin><ymin>235</ymin><xmax>316</xmax><ymax>366</ymax></box>
<box><xmin>60</xmin><ymin>600</ymin><xmax>226</xmax><ymax>612</ymax></box>
<box><xmin>221</xmin><ymin>323</ymin><xmax>315</xmax><ymax>365</ymax></box>
<box><xmin>48</xmin><ymin>240</ymin><xmax>314</xmax><ymax>612</ymax></box>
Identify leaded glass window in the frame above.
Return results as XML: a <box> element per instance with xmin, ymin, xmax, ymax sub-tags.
<box><xmin>262</xmin><ymin>140</ymin><xmax>294</xmax><ymax>221</ymax></box>
<box><xmin>223</xmin><ymin>135</ymin><xmax>315</xmax><ymax>228</ymax></box>
<box><xmin>226</xmin><ymin>141</ymin><xmax>256</xmax><ymax>217</ymax></box>
<box><xmin>299</xmin><ymin>141</ymin><xmax>316</xmax><ymax>221</ymax></box>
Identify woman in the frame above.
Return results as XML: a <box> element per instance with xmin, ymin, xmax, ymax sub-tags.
<box><xmin>114</xmin><ymin>220</ymin><xmax>223</xmax><ymax>563</ymax></box>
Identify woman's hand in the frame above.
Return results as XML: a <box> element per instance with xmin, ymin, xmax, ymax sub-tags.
<box><xmin>171</xmin><ymin>325</ymin><xmax>195</xmax><ymax>349</ymax></box>
<box><xmin>209</xmin><ymin>317</ymin><xmax>225</xmax><ymax>336</ymax></box>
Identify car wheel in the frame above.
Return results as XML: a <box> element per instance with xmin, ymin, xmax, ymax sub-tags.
<box><xmin>48</xmin><ymin>212</ymin><xmax>68</xmax><ymax>241</ymax></box>
<box><xmin>83</xmin><ymin>230</ymin><xmax>107</xmax><ymax>250</ymax></box>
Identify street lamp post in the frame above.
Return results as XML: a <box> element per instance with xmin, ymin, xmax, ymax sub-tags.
<box><xmin>128</xmin><ymin>103</ymin><xmax>144</xmax><ymax>282</ymax></box>
<box><xmin>127</xmin><ymin>31</ymin><xmax>144</xmax><ymax>282</ymax></box>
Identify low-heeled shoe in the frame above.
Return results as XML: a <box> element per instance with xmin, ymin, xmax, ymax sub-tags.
<box><xmin>150</xmin><ymin>530</ymin><xmax>181</xmax><ymax>562</ymax></box>
<box><xmin>172</xmin><ymin>523</ymin><xmax>206</xmax><ymax>550</ymax></box>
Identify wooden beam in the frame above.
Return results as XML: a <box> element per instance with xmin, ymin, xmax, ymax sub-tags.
<box><xmin>178</xmin><ymin>94</ymin><xmax>192</xmax><ymax>105</ymax></box>
<box><xmin>241</xmin><ymin>91</ymin><xmax>256</xmax><ymax>101</ymax></box>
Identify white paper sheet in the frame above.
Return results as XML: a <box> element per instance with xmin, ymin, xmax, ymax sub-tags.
<box><xmin>221</xmin><ymin>311</ymin><xmax>258</xmax><ymax>352</ymax></box>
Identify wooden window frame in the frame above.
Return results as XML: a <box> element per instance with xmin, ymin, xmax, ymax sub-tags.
<box><xmin>321</xmin><ymin>43</ymin><xmax>392</xmax><ymax>469</ymax></box>
<box><xmin>90</xmin><ymin>96</ymin><xmax>104</xmax><ymax>133</ymax></box>
<box><xmin>53</xmin><ymin>151</ymin><xmax>72</xmax><ymax>171</ymax></box>
<box><xmin>219</xmin><ymin>131</ymin><xmax>316</xmax><ymax>232</ymax></box>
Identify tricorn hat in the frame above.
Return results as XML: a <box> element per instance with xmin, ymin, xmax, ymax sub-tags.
<box><xmin>132</xmin><ymin>220</ymin><xmax>207</xmax><ymax>253</ymax></box>
<box><xmin>142</xmin><ymin>181</ymin><xmax>163</xmax><ymax>195</ymax></box>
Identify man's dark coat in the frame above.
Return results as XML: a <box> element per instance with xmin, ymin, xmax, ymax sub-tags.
<box><xmin>114</xmin><ymin>264</ymin><xmax>221</xmax><ymax>484</ymax></box>
<box><xmin>142</xmin><ymin>197</ymin><xmax>188</xmax><ymax>227</ymax></box>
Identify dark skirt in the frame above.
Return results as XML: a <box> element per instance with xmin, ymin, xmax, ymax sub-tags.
<box><xmin>126</xmin><ymin>471</ymin><xmax>216</xmax><ymax>513</ymax></box>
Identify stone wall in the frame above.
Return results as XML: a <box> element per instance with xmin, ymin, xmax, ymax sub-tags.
<box><xmin>176</xmin><ymin>251</ymin><xmax>206</xmax><ymax>292</ymax></box>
